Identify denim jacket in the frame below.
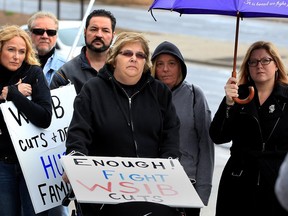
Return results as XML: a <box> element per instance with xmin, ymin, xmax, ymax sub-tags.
<box><xmin>43</xmin><ymin>50</ymin><xmax>66</xmax><ymax>85</ymax></box>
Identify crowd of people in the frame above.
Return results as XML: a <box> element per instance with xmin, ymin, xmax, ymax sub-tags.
<box><xmin>0</xmin><ymin>6</ymin><xmax>287</xmax><ymax>216</ymax></box>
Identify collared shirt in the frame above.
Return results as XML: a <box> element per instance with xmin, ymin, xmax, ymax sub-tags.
<box><xmin>43</xmin><ymin>51</ymin><xmax>66</xmax><ymax>85</ymax></box>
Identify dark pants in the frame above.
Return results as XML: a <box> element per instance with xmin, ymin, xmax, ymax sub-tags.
<box><xmin>0</xmin><ymin>161</ymin><xmax>48</xmax><ymax>216</ymax></box>
<box><xmin>183</xmin><ymin>207</ymin><xmax>200</xmax><ymax>216</ymax></box>
<box><xmin>78</xmin><ymin>202</ymin><xmax>183</xmax><ymax>216</ymax></box>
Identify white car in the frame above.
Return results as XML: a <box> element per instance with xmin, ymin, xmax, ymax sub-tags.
<box><xmin>21</xmin><ymin>20</ymin><xmax>85</xmax><ymax>60</ymax></box>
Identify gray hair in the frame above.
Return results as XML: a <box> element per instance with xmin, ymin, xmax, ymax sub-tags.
<box><xmin>27</xmin><ymin>11</ymin><xmax>59</xmax><ymax>31</ymax></box>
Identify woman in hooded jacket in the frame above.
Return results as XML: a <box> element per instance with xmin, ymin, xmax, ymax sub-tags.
<box><xmin>151</xmin><ymin>41</ymin><xmax>214</xmax><ymax>216</ymax></box>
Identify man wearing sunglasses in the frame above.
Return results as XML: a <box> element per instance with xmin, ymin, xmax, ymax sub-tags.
<box><xmin>50</xmin><ymin>9</ymin><xmax>116</xmax><ymax>94</ymax></box>
<box><xmin>27</xmin><ymin>10</ymin><xmax>68</xmax><ymax>216</ymax></box>
<box><xmin>28</xmin><ymin>11</ymin><xmax>66</xmax><ymax>86</ymax></box>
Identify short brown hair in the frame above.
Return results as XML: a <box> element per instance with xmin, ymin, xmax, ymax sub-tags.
<box><xmin>106</xmin><ymin>32</ymin><xmax>151</xmax><ymax>72</ymax></box>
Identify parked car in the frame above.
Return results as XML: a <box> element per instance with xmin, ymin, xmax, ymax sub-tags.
<box><xmin>21</xmin><ymin>20</ymin><xmax>85</xmax><ymax>60</ymax></box>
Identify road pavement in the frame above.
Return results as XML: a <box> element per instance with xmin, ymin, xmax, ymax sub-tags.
<box><xmin>2</xmin><ymin>1</ymin><xmax>288</xmax><ymax>68</ymax></box>
<box><xmin>143</xmin><ymin>31</ymin><xmax>288</xmax><ymax>69</ymax></box>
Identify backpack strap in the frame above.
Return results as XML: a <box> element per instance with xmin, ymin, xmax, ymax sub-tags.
<box><xmin>192</xmin><ymin>84</ymin><xmax>196</xmax><ymax>108</ymax></box>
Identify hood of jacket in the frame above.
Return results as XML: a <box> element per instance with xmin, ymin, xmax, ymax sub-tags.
<box><xmin>151</xmin><ymin>41</ymin><xmax>187</xmax><ymax>85</ymax></box>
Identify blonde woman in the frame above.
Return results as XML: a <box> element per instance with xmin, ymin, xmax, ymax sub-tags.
<box><xmin>0</xmin><ymin>25</ymin><xmax>52</xmax><ymax>216</ymax></box>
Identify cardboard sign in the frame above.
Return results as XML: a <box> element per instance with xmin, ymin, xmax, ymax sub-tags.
<box><xmin>61</xmin><ymin>156</ymin><xmax>204</xmax><ymax>208</ymax></box>
<box><xmin>0</xmin><ymin>85</ymin><xmax>76</xmax><ymax>213</ymax></box>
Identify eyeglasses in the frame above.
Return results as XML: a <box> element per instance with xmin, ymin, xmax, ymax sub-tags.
<box><xmin>118</xmin><ymin>50</ymin><xmax>147</xmax><ymax>60</ymax></box>
<box><xmin>247</xmin><ymin>58</ymin><xmax>274</xmax><ymax>67</ymax></box>
<box><xmin>31</xmin><ymin>28</ymin><xmax>57</xmax><ymax>36</ymax></box>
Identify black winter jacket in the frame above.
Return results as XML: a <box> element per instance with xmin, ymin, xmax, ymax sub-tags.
<box><xmin>66</xmin><ymin>64</ymin><xmax>181</xmax><ymax>159</ymax></box>
<box><xmin>50</xmin><ymin>46</ymin><xmax>98</xmax><ymax>94</ymax></box>
<box><xmin>0</xmin><ymin>63</ymin><xmax>52</xmax><ymax>157</ymax></box>
<box><xmin>210</xmin><ymin>83</ymin><xmax>288</xmax><ymax>216</ymax></box>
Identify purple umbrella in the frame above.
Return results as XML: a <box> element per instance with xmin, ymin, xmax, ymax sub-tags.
<box><xmin>149</xmin><ymin>0</ymin><xmax>288</xmax><ymax>104</ymax></box>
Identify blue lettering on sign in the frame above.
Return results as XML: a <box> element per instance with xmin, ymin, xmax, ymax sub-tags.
<box><xmin>40</xmin><ymin>153</ymin><xmax>66</xmax><ymax>179</ymax></box>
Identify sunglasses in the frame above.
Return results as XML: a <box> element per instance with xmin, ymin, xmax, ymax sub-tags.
<box><xmin>118</xmin><ymin>50</ymin><xmax>147</xmax><ymax>60</ymax></box>
<box><xmin>31</xmin><ymin>28</ymin><xmax>57</xmax><ymax>36</ymax></box>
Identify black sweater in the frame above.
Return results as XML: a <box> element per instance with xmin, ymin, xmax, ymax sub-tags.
<box><xmin>66</xmin><ymin>64</ymin><xmax>181</xmax><ymax>159</ymax></box>
<box><xmin>0</xmin><ymin>62</ymin><xmax>52</xmax><ymax>156</ymax></box>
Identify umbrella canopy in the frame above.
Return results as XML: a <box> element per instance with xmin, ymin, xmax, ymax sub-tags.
<box><xmin>149</xmin><ymin>0</ymin><xmax>288</xmax><ymax>104</ymax></box>
<box><xmin>150</xmin><ymin>0</ymin><xmax>288</xmax><ymax>18</ymax></box>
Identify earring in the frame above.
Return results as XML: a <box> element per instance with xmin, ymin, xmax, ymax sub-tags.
<box><xmin>275</xmin><ymin>70</ymin><xmax>279</xmax><ymax>81</ymax></box>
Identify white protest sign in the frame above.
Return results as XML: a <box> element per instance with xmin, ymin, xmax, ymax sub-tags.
<box><xmin>61</xmin><ymin>156</ymin><xmax>204</xmax><ymax>208</ymax></box>
<box><xmin>0</xmin><ymin>85</ymin><xmax>76</xmax><ymax>213</ymax></box>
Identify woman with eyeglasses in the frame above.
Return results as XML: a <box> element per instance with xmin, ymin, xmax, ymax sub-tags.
<box><xmin>210</xmin><ymin>41</ymin><xmax>288</xmax><ymax>216</ymax></box>
<box><xmin>63</xmin><ymin>32</ymin><xmax>182</xmax><ymax>215</ymax></box>
<box><xmin>0</xmin><ymin>25</ymin><xmax>52</xmax><ymax>216</ymax></box>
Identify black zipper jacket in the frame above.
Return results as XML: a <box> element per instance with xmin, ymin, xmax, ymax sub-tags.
<box><xmin>209</xmin><ymin>83</ymin><xmax>288</xmax><ymax>215</ymax></box>
<box><xmin>66</xmin><ymin>64</ymin><xmax>181</xmax><ymax>159</ymax></box>
<box><xmin>50</xmin><ymin>46</ymin><xmax>98</xmax><ymax>94</ymax></box>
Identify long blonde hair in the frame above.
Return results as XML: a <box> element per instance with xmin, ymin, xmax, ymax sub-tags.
<box><xmin>0</xmin><ymin>25</ymin><xmax>40</xmax><ymax>66</ymax></box>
